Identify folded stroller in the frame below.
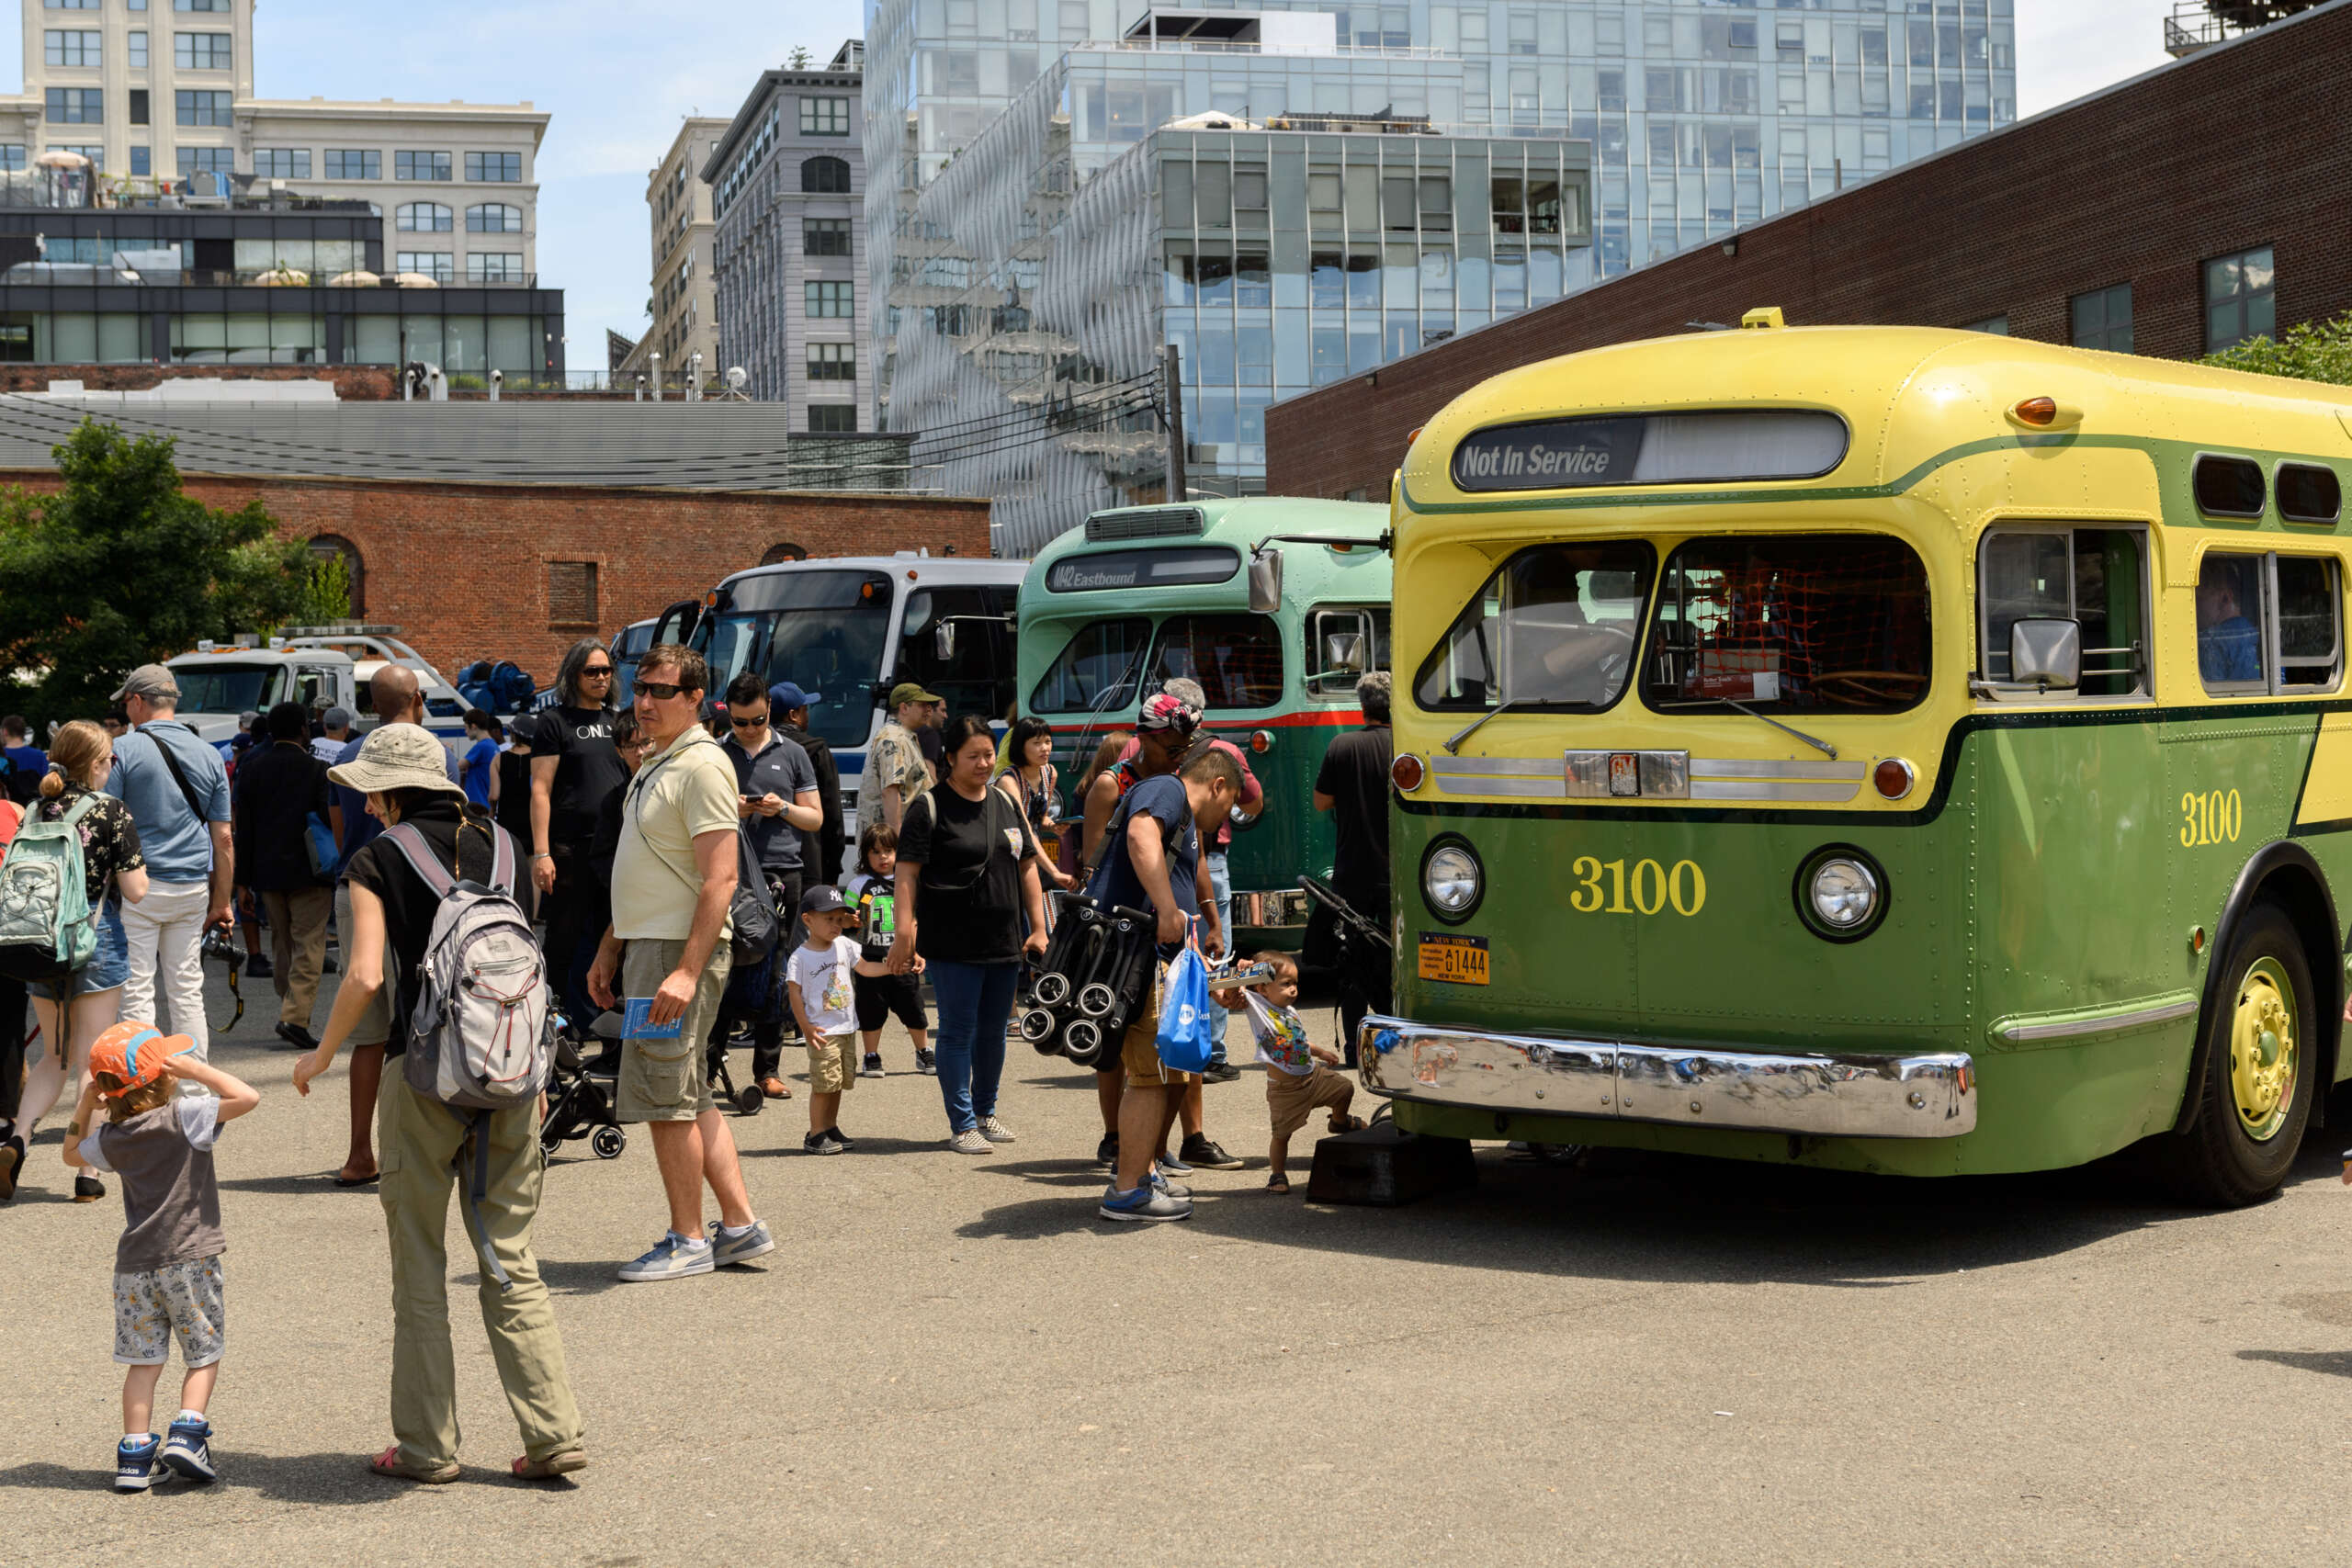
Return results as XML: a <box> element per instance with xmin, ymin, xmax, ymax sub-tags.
<box><xmin>539</xmin><ymin>1011</ymin><xmax>628</xmax><ymax>1161</ymax></box>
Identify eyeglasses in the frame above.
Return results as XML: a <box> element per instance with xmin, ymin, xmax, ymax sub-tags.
<box><xmin>729</xmin><ymin>714</ymin><xmax>768</xmax><ymax>729</ymax></box>
<box><xmin>582</xmin><ymin>666</ymin><xmax>615</xmax><ymax>679</ymax></box>
<box><xmin>636</xmin><ymin>680</ymin><xmax>689</xmax><ymax>701</ymax></box>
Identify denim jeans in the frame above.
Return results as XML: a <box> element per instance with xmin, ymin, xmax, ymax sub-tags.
<box><xmin>1205</xmin><ymin>852</ymin><xmax>1232</xmax><ymax>1055</ymax></box>
<box><xmin>927</xmin><ymin>958</ymin><xmax>1018</xmax><ymax>1134</ymax></box>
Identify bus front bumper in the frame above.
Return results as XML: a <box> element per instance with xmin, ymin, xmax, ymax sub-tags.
<box><xmin>1356</xmin><ymin>1017</ymin><xmax>1976</xmax><ymax>1140</ymax></box>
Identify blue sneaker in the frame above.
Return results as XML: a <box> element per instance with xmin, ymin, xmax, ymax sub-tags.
<box><xmin>162</xmin><ymin>1416</ymin><xmax>216</xmax><ymax>1483</ymax></box>
<box><xmin>616</xmin><ymin>1231</ymin><xmax>715</xmax><ymax>1282</ymax></box>
<box><xmin>1155</xmin><ymin>1147</ymin><xmax>1193</xmax><ymax>1177</ymax></box>
<box><xmin>116</xmin><ymin>1434</ymin><xmax>161</xmax><ymax>1493</ymax></box>
<box><xmin>1098</xmin><ymin>1182</ymin><xmax>1193</xmax><ymax>1222</ymax></box>
<box><xmin>708</xmin><ymin>1218</ymin><xmax>775</xmax><ymax>1268</ymax></box>
<box><xmin>1149</xmin><ymin>1168</ymin><xmax>1193</xmax><ymax>1201</ymax></box>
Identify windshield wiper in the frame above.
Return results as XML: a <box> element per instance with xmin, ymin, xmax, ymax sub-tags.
<box><xmin>1658</xmin><ymin>695</ymin><xmax>1838</xmax><ymax>760</ymax></box>
<box><xmin>1443</xmin><ymin>698</ymin><xmax>1534</xmax><ymax>755</ymax></box>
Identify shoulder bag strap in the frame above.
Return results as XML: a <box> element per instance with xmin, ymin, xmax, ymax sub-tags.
<box><xmin>485</xmin><ymin>819</ymin><xmax>517</xmax><ymax>895</ymax></box>
<box><xmin>145</xmin><ymin>725</ymin><xmax>209</xmax><ymax>824</ymax></box>
<box><xmin>380</xmin><ymin>821</ymin><xmax>457</xmax><ymax>898</ymax></box>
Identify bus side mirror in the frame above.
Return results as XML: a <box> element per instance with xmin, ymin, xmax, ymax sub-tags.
<box><xmin>2009</xmin><ymin>618</ymin><xmax>2081</xmax><ymax>689</ymax></box>
<box><xmin>1323</xmin><ymin>629</ymin><xmax>1364</xmax><ymax>676</ymax></box>
<box><xmin>934</xmin><ymin>621</ymin><xmax>956</xmax><ymax>662</ymax></box>
<box><xmin>1248</xmin><ymin>548</ymin><xmax>1283</xmax><ymax>615</ymax></box>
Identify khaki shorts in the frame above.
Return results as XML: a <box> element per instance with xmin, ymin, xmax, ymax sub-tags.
<box><xmin>808</xmin><ymin>1032</ymin><xmax>858</xmax><ymax>1095</ymax></box>
<box><xmin>1267</xmin><ymin>1064</ymin><xmax>1354</xmax><ymax>1142</ymax></box>
<box><xmin>335</xmin><ymin>884</ymin><xmax>392</xmax><ymax>1049</ymax></box>
<box><xmin>615</xmin><ymin>938</ymin><xmax>733</xmax><ymax>1122</ymax></box>
<box><xmin>1120</xmin><ymin>966</ymin><xmax>1199</xmax><ymax>1089</ymax></box>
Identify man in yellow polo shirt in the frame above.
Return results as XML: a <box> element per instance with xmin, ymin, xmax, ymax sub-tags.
<box><xmin>588</xmin><ymin>645</ymin><xmax>772</xmax><ymax>1282</ymax></box>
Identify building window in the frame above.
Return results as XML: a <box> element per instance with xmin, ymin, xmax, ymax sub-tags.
<box><xmin>128</xmin><ymin>30</ymin><xmax>146</xmax><ymax>66</ymax></box>
<box><xmin>798</xmin><ymin>96</ymin><xmax>851</xmax><ymax>135</ymax></box>
<box><xmin>254</xmin><ymin>149</ymin><xmax>311</xmax><ymax>180</ymax></box>
<box><xmin>174</xmin><ymin>0</ymin><xmax>232</xmax><ymax>10</ymax></box>
<box><xmin>807</xmin><ymin>405</ymin><xmax>856</xmax><ymax>433</ymax></box>
<box><xmin>395</xmin><ymin>150</ymin><xmax>452</xmax><ymax>181</ymax></box>
<box><xmin>130</xmin><ymin>146</ymin><xmax>150</xmax><ymax>176</ymax></box>
<box><xmin>51</xmin><ymin>143</ymin><xmax>104</xmax><ymax>163</ymax></box>
<box><xmin>325</xmin><ymin>148</ymin><xmax>379</xmax><ymax>180</ymax></box>
<box><xmin>175</xmin><ymin>146</ymin><xmax>231</xmax><ymax>177</ymax></box>
<box><xmin>395</xmin><ymin>202</ymin><xmax>451</xmax><ymax>231</ymax></box>
<box><xmin>309</xmin><ymin>535</ymin><xmax>366</xmax><ymax>616</ymax></box>
<box><xmin>2070</xmin><ymin>284</ymin><xmax>2132</xmax><ymax>355</ymax></box>
<box><xmin>804</xmin><ymin>217</ymin><xmax>850</xmax><ymax>255</ymax></box>
<box><xmin>1962</xmin><ymin>315</ymin><xmax>2009</xmax><ymax>336</ymax></box>
<box><xmin>465</xmin><ymin>151</ymin><xmax>521</xmax><ymax>182</ymax></box>
<box><xmin>42</xmin><ymin>0</ymin><xmax>99</xmax><ymax>9</ymax></box>
<box><xmin>46</xmin><ymin>88</ymin><xmax>101</xmax><ymax>124</ymax></box>
<box><xmin>129</xmin><ymin>90</ymin><xmax>149</xmax><ymax>126</ymax></box>
<box><xmin>805</xmin><ymin>280</ymin><xmax>853</xmax><ymax>317</ymax></box>
<box><xmin>173</xmin><ymin>31</ymin><xmax>231</xmax><ymax>69</ymax></box>
<box><xmin>800</xmin><ymin>155</ymin><xmax>851</xmax><ymax>194</ymax></box>
<box><xmin>808</xmin><ymin>342</ymin><xmax>854</xmax><ymax>380</ymax></box>
<box><xmin>0</xmin><ymin>147</ymin><xmax>25</xmax><ymax>173</ymax></box>
<box><xmin>175</xmin><ymin>90</ymin><xmax>229</xmax><ymax>126</ymax></box>
<box><xmin>548</xmin><ymin>561</ymin><xmax>598</xmax><ymax>626</ymax></box>
<box><xmin>466</xmin><ymin>202</ymin><xmax>522</xmax><ymax>232</ymax></box>
<box><xmin>394</xmin><ymin>251</ymin><xmax>454</xmax><ymax>283</ymax></box>
<box><xmin>467</xmin><ymin>253</ymin><xmax>523</xmax><ymax>283</ymax></box>
<box><xmin>44</xmin><ymin>29</ymin><xmax>100</xmax><ymax>66</ymax></box>
<box><xmin>2206</xmin><ymin>246</ymin><xmax>2277</xmax><ymax>353</ymax></box>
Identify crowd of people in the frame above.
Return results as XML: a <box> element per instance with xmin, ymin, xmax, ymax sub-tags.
<box><xmin>0</xmin><ymin>641</ymin><xmax>1399</xmax><ymax>1491</ymax></box>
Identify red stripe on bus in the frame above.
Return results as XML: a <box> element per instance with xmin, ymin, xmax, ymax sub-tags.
<box><xmin>1046</xmin><ymin>710</ymin><xmax>1363</xmax><ymax>733</ymax></box>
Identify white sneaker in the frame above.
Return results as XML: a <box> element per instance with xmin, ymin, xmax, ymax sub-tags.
<box><xmin>947</xmin><ymin>1128</ymin><xmax>994</xmax><ymax>1155</ymax></box>
<box><xmin>978</xmin><ymin>1114</ymin><xmax>1016</xmax><ymax>1145</ymax></box>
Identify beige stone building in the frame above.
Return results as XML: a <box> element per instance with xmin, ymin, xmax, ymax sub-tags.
<box><xmin>620</xmin><ymin>116</ymin><xmax>725</xmax><ymax>389</ymax></box>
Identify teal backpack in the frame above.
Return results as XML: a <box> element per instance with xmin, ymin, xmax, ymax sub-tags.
<box><xmin>0</xmin><ymin>794</ymin><xmax>98</xmax><ymax>983</ymax></box>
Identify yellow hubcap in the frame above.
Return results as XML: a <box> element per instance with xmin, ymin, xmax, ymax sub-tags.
<box><xmin>2228</xmin><ymin>957</ymin><xmax>2299</xmax><ymax>1143</ymax></box>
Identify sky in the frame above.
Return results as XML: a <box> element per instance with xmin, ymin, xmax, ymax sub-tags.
<box><xmin>0</xmin><ymin>0</ymin><xmax>2188</xmax><ymax>369</ymax></box>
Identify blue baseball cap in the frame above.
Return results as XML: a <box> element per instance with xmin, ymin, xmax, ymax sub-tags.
<box><xmin>769</xmin><ymin>682</ymin><xmax>821</xmax><ymax>712</ymax></box>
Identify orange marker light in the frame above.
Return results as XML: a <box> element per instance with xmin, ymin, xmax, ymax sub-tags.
<box><xmin>2013</xmin><ymin>397</ymin><xmax>2058</xmax><ymax>427</ymax></box>
<box><xmin>1250</xmin><ymin>729</ymin><xmax>1274</xmax><ymax>754</ymax></box>
<box><xmin>1391</xmin><ymin>752</ymin><xmax>1426</xmax><ymax>792</ymax></box>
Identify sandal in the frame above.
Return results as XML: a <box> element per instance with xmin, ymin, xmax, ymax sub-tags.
<box><xmin>368</xmin><ymin>1444</ymin><xmax>458</xmax><ymax>1484</ymax></box>
<box><xmin>332</xmin><ymin>1168</ymin><xmax>380</xmax><ymax>1188</ymax></box>
<box><xmin>1327</xmin><ymin>1113</ymin><xmax>1366</xmax><ymax>1134</ymax></box>
<box><xmin>1265</xmin><ymin>1172</ymin><xmax>1292</xmax><ymax>1194</ymax></box>
<box><xmin>513</xmin><ymin>1449</ymin><xmax>588</xmax><ymax>1481</ymax></box>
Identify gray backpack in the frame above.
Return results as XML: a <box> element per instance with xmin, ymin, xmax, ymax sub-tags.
<box><xmin>381</xmin><ymin>819</ymin><xmax>551</xmax><ymax>1292</ymax></box>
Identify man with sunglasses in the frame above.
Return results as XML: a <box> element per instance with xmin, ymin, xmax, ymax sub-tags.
<box><xmin>721</xmin><ymin>672</ymin><xmax>822</xmax><ymax>1101</ymax></box>
<box><xmin>531</xmin><ymin>639</ymin><xmax>630</xmax><ymax>1031</ymax></box>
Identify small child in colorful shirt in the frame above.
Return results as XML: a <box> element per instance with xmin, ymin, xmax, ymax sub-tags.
<box><xmin>1226</xmin><ymin>952</ymin><xmax>1363</xmax><ymax>1194</ymax></box>
<box><xmin>62</xmin><ymin>1021</ymin><xmax>259</xmax><ymax>1493</ymax></box>
<box><xmin>789</xmin><ymin>884</ymin><xmax>894</xmax><ymax>1154</ymax></box>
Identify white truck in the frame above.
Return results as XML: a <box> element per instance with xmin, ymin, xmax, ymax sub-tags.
<box><xmin>163</xmin><ymin>638</ymin><xmax>466</xmax><ymax>753</ymax></box>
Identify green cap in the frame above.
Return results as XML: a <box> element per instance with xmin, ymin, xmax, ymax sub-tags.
<box><xmin>889</xmin><ymin>682</ymin><xmax>944</xmax><ymax>709</ymax></box>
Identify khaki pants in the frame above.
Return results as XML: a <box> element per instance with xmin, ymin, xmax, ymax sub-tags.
<box><xmin>378</xmin><ymin>1075</ymin><xmax>582</xmax><ymax>1470</ymax></box>
<box><xmin>260</xmin><ymin>886</ymin><xmax>332</xmax><ymax>1030</ymax></box>
<box><xmin>615</xmin><ymin>938</ymin><xmax>732</xmax><ymax>1122</ymax></box>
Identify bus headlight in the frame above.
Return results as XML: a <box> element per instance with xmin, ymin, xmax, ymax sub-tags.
<box><xmin>1795</xmin><ymin>847</ymin><xmax>1887</xmax><ymax>941</ymax></box>
<box><xmin>1422</xmin><ymin>840</ymin><xmax>1482</xmax><ymax>920</ymax></box>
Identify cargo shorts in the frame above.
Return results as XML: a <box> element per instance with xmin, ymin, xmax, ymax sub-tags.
<box><xmin>615</xmin><ymin>938</ymin><xmax>733</xmax><ymax>1122</ymax></box>
<box><xmin>1119</xmin><ymin>964</ymin><xmax>1199</xmax><ymax>1089</ymax></box>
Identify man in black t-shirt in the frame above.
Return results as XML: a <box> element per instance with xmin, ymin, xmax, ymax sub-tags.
<box><xmin>530</xmin><ymin>640</ymin><xmax>630</xmax><ymax>1028</ymax></box>
<box><xmin>1314</xmin><ymin>671</ymin><xmax>1395</xmax><ymax>1059</ymax></box>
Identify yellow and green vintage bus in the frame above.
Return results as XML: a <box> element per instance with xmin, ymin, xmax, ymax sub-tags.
<box><xmin>1362</xmin><ymin>315</ymin><xmax>2352</xmax><ymax>1204</ymax></box>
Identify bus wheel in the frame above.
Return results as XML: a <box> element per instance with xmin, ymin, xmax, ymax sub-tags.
<box><xmin>2166</xmin><ymin>903</ymin><xmax>2317</xmax><ymax>1208</ymax></box>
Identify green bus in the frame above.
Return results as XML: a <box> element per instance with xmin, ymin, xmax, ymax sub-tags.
<box><xmin>1020</xmin><ymin>498</ymin><xmax>1390</xmax><ymax>949</ymax></box>
<box><xmin>1360</xmin><ymin>318</ymin><xmax>2352</xmax><ymax>1205</ymax></box>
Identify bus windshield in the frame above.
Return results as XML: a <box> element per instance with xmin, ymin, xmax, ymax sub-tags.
<box><xmin>1641</xmin><ymin>535</ymin><xmax>1930</xmax><ymax>714</ymax></box>
<box><xmin>1415</xmin><ymin>543</ymin><xmax>1653</xmax><ymax>711</ymax></box>
<box><xmin>1032</xmin><ymin>614</ymin><xmax>1287</xmax><ymax>714</ymax></box>
<box><xmin>172</xmin><ymin>664</ymin><xmax>285</xmax><ymax>714</ymax></box>
<box><xmin>696</xmin><ymin>569</ymin><xmax>893</xmax><ymax>749</ymax></box>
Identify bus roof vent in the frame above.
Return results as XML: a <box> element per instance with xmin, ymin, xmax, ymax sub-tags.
<box><xmin>1084</xmin><ymin>505</ymin><xmax>1204</xmax><ymax>543</ymax></box>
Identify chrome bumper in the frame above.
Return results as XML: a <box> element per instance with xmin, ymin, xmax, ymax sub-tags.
<box><xmin>1356</xmin><ymin>1016</ymin><xmax>1976</xmax><ymax>1140</ymax></box>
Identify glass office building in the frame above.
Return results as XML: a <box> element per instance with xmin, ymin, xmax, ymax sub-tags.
<box><xmin>867</xmin><ymin>0</ymin><xmax>2018</xmax><ymax>550</ymax></box>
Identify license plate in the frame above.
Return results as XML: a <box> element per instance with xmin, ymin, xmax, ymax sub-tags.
<box><xmin>1418</xmin><ymin>932</ymin><xmax>1490</xmax><ymax>985</ymax></box>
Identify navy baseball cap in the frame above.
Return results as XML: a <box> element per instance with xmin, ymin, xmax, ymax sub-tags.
<box><xmin>769</xmin><ymin>681</ymin><xmax>821</xmax><ymax>712</ymax></box>
<box><xmin>799</xmin><ymin>884</ymin><xmax>851</xmax><ymax>917</ymax></box>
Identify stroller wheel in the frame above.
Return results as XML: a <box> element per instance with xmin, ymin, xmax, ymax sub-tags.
<box><xmin>1019</xmin><ymin>1007</ymin><xmax>1061</xmax><ymax>1048</ymax></box>
<box><xmin>1063</xmin><ymin>1018</ymin><xmax>1102</xmax><ymax>1066</ymax></box>
<box><xmin>1075</xmin><ymin>982</ymin><xmax>1114</xmax><ymax>1019</ymax></box>
<box><xmin>1033</xmin><ymin>972</ymin><xmax>1071</xmax><ymax>1008</ymax></box>
<box><xmin>592</xmin><ymin>1125</ymin><xmax>627</xmax><ymax>1159</ymax></box>
<box><xmin>735</xmin><ymin>1085</ymin><xmax>764</xmax><ymax>1116</ymax></box>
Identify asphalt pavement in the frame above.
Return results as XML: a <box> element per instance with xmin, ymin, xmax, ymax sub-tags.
<box><xmin>7</xmin><ymin>961</ymin><xmax>2352</xmax><ymax>1566</ymax></box>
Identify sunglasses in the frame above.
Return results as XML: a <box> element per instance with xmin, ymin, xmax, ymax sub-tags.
<box><xmin>729</xmin><ymin>714</ymin><xmax>769</xmax><ymax>728</ymax></box>
<box><xmin>636</xmin><ymin>679</ymin><xmax>691</xmax><ymax>701</ymax></box>
<box><xmin>582</xmin><ymin>666</ymin><xmax>615</xmax><ymax>678</ymax></box>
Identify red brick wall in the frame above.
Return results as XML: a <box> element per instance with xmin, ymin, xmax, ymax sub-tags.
<box><xmin>0</xmin><ymin>469</ymin><xmax>992</xmax><ymax>682</ymax></box>
<box><xmin>1267</xmin><ymin>6</ymin><xmax>2352</xmax><ymax>499</ymax></box>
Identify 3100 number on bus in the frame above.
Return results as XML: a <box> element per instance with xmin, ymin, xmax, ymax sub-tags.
<box><xmin>1569</xmin><ymin>857</ymin><xmax>1707</xmax><ymax>917</ymax></box>
<box><xmin>2179</xmin><ymin>790</ymin><xmax>2243</xmax><ymax>848</ymax></box>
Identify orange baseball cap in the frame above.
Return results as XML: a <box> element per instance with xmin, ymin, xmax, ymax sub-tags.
<box><xmin>88</xmin><ymin>1021</ymin><xmax>196</xmax><ymax>1099</ymax></box>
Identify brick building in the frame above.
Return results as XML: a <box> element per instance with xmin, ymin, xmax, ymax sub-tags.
<box><xmin>0</xmin><ymin>466</ymin><xmax>990</xmax><ymax>680</ymax></box>
<box><xmin>1267</xmin><ymin>0</ymin><xmax>2352</xmax><ymax>501</ymax></box>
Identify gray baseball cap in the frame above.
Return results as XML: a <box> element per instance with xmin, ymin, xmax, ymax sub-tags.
<box><xmin>109</xmin><ymin>663</ymin><xmax>180</xmax><ymax>704</ymax></box>
<box><xmin>322</xmin><ymin>705</ymin><xmax>355</xmax><ymax>731</ymax></box>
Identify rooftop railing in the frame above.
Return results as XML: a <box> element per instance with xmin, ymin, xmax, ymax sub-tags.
<box><xmin>0</xmin><ymin>264</ymin><xmax>543</xmax><ymax>289</ymax></box>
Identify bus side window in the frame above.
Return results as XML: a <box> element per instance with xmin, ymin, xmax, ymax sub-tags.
<box><xmin>2188</xmin><ymin>551</ymin><xmax>2343</xmax><ymax>696</ymax></box>
<box><xmin>2271</xmin><ymin>556</ymin><xmax>2341</xmax><ymax>694</ymax></box>
<box><xmin>2195</xmin><ymin>553</ymin><xmax>2266</xmax><ymax>693</ymax></box>
<box><xmin>1979</xmin><ymin>526</ymin><xmax>2149</xmax><ymax>700</ymax></box>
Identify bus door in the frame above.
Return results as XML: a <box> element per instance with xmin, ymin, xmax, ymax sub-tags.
<box><xmin>894</xmin><ymin>582</ymin><xmax>1019</xmax><ymax>722</ymax></box>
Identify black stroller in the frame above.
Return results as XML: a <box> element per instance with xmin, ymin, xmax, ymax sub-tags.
<box><xmin>1299</xmin><ymin>874</ymin><xmax>1394</xmax><ymax>1066</ymax></box>
<box><xmin>540</xmin><ymin>1011</ymin><xmax>628</xmax><ymax>1161</ymax></box>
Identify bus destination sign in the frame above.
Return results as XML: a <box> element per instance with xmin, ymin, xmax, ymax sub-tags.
<box><xmin>1452</xmin><ymin>416</ymin><xmax>1646</xmax><ymax>492</ymax></box>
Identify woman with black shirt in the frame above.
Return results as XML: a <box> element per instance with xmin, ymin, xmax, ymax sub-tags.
<box><xmin>888</xmin><ymin>714</ymin><xmax>1049</xmax><ymax>1154</ymax></box>
<box><xmin>291</xmin><ymin>723</ymin><xmax>583</xmax><ymax>1484</ymax></box>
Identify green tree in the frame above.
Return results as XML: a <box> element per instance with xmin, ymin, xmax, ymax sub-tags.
<box><xmin>290</xmin><ymin>548</ymin><xmax>352</xmax><ymax>627</ymax></box>
<box><xmin>2199</xmin><ymin>310</ymin><xmax>2352</xmax><ymax>386</ymax></box>
<box><xmin>788</xmin><ymin>45</ymin><xmax>812</xmax><ymax>67</ymax></box>
<box><xmin>0</xmin><ymin>421</ymin><xmax>310</xmax><ymax>723</ymax></box>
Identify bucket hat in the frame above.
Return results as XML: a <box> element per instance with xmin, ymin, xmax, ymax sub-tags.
<box><xmin>325</xmin><ymin>722</ymin><xmax>463</xmax><ymax>798</ymax></box>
